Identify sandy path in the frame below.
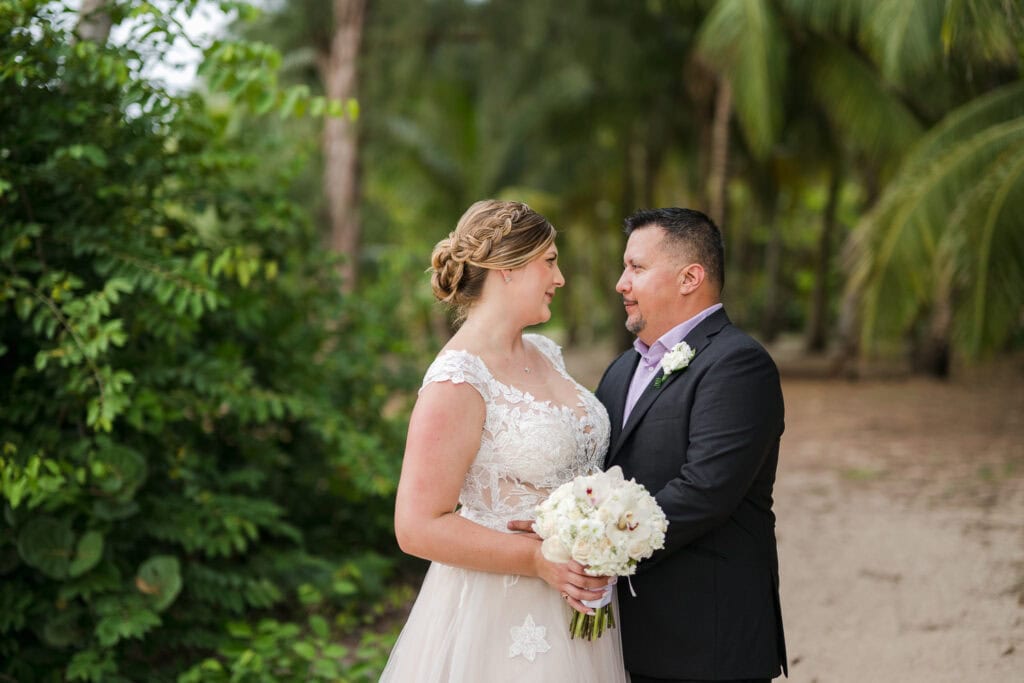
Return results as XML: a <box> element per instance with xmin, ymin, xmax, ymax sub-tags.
<box><xmin>777</xmin><ymin>373</ymin><xmax>1024</xmax><ymax>682</ymax></box>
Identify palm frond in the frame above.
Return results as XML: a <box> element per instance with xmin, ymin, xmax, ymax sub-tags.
<box><xmin>942</xmin><ymin>0</ymin><xmax>1024</xmax><ymax>63</ymax></box>
<box><xmin>807</xmin><ymin>38</ymin><xmax>924</xmax><ymax>166</ymax></box>
<box><xmin>696</xmin><ymin>0</ymin><xmax>788</xmax><ymax>159</ymax></box>
<box><xmin>860</xmin><ymin>0</ymin><xmax>946</xmax><ymax>87</ymax></box>
<box><xmin>848</xmin><ymin>98</ymin><xmax>1024</xmax><ymax>355</ymax></box>
<box><xmin>778</xmin><ymin>0</ymin><xmax>869</xmax><ymax>37</ymax></box>
<box><xmin>959</xmin><ymin>148</ymin><xmax>1024</xmax><ymax>355</ymax></box>
<box><xmin>901</xmin><ymin>81</ymin><xmax>1024</xmax><ymax>173</ymax></box>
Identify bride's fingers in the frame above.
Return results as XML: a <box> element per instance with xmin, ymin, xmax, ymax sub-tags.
<box><xmin>565</xmin><ymin>567</ymin><xmax>613</xmax><ymax>591</ymax></box>
<box><xmin>569</xmin><ymin>583</ymin><xmax>611</xmax><ymax>601</ymax></box>
<box><xmin>560</xmin><ymin>590</ymin><xmax>595</xmax><ymax>615</ymax></box>
<box><xmin>566</xmin><ymin>559</ymin><xmax>587</xmax><ymax>573</ymax></box>
<box><xmin>506</xmin><ymin>519</ymin><xmax>535</xmax><ymax>534</ymax></box>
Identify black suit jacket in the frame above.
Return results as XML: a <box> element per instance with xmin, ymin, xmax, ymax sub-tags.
<box><xmin>596</xmin><ymin>308</ymin><xmax>787</xmax><ymax>680</ymax></box>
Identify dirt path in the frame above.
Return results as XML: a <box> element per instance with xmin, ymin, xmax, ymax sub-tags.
<box><xmin>563</xmin><ymin>349</ymin><xmax>1024</xmax><ymax>682</ymax></box>
<box><xmin>776</xmin><ymin>369</ymin><xmax>1023</xmax><ymax>682</ymax></box>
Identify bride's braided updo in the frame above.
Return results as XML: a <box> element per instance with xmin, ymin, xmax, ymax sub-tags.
<box><xmin>431</xmin><ymin>200</ymin><xmax>555</xmax><ymax>317</ymax></box>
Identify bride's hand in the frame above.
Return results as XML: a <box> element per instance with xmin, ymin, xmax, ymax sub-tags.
<box><xmin>506</xmin><ymin>519</ymin><xmax>540</xmax><ymax>540</ymax></box>
<box><xmin>531</xmin><ymin>545</ymin><xmax>614</xmax><ymax>615</ymax></box>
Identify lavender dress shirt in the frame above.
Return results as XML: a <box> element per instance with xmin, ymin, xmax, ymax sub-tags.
<box><xmin>622</xmin><ymin>303</ymin><xmax>724</xmax><ymax>426</ymax></box>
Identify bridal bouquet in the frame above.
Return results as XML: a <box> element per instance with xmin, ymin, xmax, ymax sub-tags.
<box><xmin>533</xmin><ymin>466</ymin><xmax>668</xmax><ymax>640</ymax></box>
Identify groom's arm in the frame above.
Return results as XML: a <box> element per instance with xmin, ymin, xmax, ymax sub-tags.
<box><xmin>640</xmin><ymin>342</ymin><xmax>783</xmax><ymax>571</ymax></box>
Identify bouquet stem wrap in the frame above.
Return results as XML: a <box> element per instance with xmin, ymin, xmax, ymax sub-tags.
<box><xmin>572</xmin><ymin>582</ymin><xmax>616</xmax><ymax>639</ymax></box>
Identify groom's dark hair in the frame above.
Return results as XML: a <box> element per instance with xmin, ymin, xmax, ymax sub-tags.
<box><xmin>623</xmin><ymin>207</ymin><xmax>725</xmax><ymax>292</ymax></box>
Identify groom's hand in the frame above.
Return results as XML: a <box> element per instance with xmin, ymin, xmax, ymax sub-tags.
<box><xmin>506</xmin><ymin>519</ymin><xmax>540</xmax><ymax>539</ymax></box>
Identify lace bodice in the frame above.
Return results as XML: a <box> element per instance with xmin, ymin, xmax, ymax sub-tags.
<box><xmin>421</xmin><ymin>334</ymin><xmax>610</xmax><ymax>532</ymax></box>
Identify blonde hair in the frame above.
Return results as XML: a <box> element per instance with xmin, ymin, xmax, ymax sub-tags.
<box><xmin>431</xmin><ymin>200</ymin><xmax>556</xmax><ymax>316</ymax></box>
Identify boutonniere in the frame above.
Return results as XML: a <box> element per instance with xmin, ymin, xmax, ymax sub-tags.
<box><xmin>654</xmin><ymin>342</ymin><xmax>695</xmax><ymax>388</ymax></box>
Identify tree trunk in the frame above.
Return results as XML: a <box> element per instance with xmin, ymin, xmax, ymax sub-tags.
<box><xmin>915</xmin><ymin>281</ymin><xmax>953</xmax><ymax>378</ymax></box>
<box><xmin>805</xmin><ymin>164</ymin><xmax>841</xmax><ymax>353</ymax></box>
<box><xmin>832</xmin><ymin>165</ymin><xmax>882</xmax><ymax>379</ymax></box>
<box><xmin>319</xmin><ymin>0</ymin><xmax>366</xmax><ymax>291</ymax></box>
<box><xmin>832</xmin><ymin>285</ymin><xmax>861</xmax><ymax>379</ymax></box>
<box><xmin>707</xmin><ymin>78</ymin><xmax>732</xmax><ymax>228</ymax></box>
<box><xmin>76</xmin><ymin>0</ymin><xmax>112</xmax><ymax>43</ymax></box>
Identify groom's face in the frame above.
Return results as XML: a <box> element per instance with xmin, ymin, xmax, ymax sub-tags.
<box><xmin>616</xmin><ymin>226</ymin><xmax>684</xmax><ymax>346</ymax></box>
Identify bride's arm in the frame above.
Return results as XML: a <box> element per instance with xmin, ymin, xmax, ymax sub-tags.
<box><xmin>394</xmin><ymin>381</ymin><xmax>609</xmax><ymax>610</ymax></box>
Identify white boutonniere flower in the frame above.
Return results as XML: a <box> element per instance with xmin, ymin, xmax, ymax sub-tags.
<box><xmin>654</xmin><ymin>341</ymin><xmax>695</xmax><ymax>388</ymax></box>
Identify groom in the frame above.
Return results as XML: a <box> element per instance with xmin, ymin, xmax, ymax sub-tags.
<box><xmin>597</xmin><ymin>208</ymin><xmax>786</xmax><ymax>682</ymax></box>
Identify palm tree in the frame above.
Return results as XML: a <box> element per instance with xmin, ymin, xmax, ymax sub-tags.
<box><xmin>845</xmin><ymin>82</ymin><xmax>1024</xmax><ymax>373</ymax></box>
<box><xmin>695</xmin><ymin>0</ymin><xmax>923</xmax><ymax>344</ymax></box>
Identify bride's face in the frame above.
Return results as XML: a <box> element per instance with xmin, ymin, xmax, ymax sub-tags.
<box><xmin>508</xmin><ymin>243</ymin><xmax>565</xmax><ymax>326</ymax></box>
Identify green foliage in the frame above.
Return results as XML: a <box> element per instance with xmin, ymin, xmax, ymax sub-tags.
<box><xmin>848</xmin><ymin>81</ymin><xmax>1024</xmax><ymax>358</ymax></box>
<box><xmin>0</xmin><ymin>1</ymin><xmax>416</xmax><ymax>679</ymax></box>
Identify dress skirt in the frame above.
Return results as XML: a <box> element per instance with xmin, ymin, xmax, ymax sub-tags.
<box><xmin>380</xmin><ymin>561</ymin><xmax>627</xmax><ymax>682</ymax></box>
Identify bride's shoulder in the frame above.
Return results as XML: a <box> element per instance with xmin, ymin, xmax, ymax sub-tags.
<box><xmin>421</xmin><ymin>348</ymin><xmax>491</xmax><ymax>396</ymax></box>
<box><xmin>523</xmin><ymin>333</ymin><xmax>565</xmax><ymax>369</ymax></box>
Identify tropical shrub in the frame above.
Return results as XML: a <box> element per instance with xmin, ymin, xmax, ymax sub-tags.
<box><xmin>1</xmin><ymin>2</ymin><xmax>418</xmax><ymax>680</ymax></box>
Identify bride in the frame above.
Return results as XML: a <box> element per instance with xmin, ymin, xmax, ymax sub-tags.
<box><xmin>379</xmin><ymin>200</ymin><xmax>626</xmax><ymax>682</ymax></box>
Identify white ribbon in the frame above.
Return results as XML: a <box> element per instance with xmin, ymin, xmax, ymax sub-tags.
<box><xmin>580</xmin><ymin>577</ymin><xmax>616</xmax><ymax>609</ymax></box>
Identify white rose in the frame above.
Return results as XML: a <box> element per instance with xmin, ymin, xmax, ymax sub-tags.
<box><xmin>541</xmin><ymin>537</ymin><xmax>572</xmax><ymax>563</ymax></box>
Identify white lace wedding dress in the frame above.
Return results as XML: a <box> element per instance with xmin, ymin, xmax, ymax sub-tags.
<box><xmin>379</xmin><ymin>334</ymin><xmax>627</xmax><ymax>682</ymax></box>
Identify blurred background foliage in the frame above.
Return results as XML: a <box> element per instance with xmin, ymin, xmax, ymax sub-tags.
<box><xmin>1</xmin><ymin>0</ymin><xmax>1022</xmax><ymax>680</ymax></box>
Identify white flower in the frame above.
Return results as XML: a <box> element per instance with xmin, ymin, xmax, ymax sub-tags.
<box><xmin>540</xmin><ymin>536</ymin><xmax>571</xmax><ymax>563</ymax></box>
<box><xmin>534</xmin><ymin>466</ymin><xmax>668</xmax><ymax>578</ymax></box>
<box><xmin>655</xmin><ymin>341</ymin><xmax>695</xmax><ymax>387</ymax></box>
<box><xmin>508</xmin><ymin>614</ymin><xmax>551</xmax><ymax>661</ymax></box>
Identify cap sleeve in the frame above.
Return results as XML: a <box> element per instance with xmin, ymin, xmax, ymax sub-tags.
<box><xmin>420</xmin><ymin>350</ymin><xmax>492</xmax><ymax>402</ymax></box>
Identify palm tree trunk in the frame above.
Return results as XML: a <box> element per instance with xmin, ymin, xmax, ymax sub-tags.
<box><xmin>805</xmin><ymin>164</ymin><xmax>841</xmax><ymax>353</ymax></box>
<box><xmin>707</xmin><ymin>78</ymin><xmax>732</xmax><ymax>227</ymax></box>
<box><xmin>832</xmin><ymin>166</ymin><xmax>881</xmax><ymax>379</ymax></box>
<box><xmin>915</xmin><ymin>279</ymin><xmax>953</xmax><ymax>378</ymax></box>
<box><xmin>76</xmin><ymin>0</ymin><xmax>112</xmax><ymax>43</ymax></box>
<box><xmin>320</xmin><ymin>0</ymin><xmax>366</xmax><ymax>291</ymax></box>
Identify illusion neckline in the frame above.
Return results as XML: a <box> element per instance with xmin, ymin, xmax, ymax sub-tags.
<box><xmin>439</xmin><ymin>337</ymin><xmax>590</xmax><ymax>420</ymax></box>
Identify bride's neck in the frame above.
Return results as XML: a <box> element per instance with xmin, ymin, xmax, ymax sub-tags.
<box><xmin>453</xmin><ymin>310</ymin><xmax>525</xmax><ymax>357</ymax></box>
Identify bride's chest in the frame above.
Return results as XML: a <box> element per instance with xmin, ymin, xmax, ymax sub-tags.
<box><xmin>475</xmin><ymin>395</ymin><xmax>608</xmax><ymax>483</ymax></box>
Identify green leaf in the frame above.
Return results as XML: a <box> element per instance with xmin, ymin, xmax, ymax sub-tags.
<box><xmin>91</xmin><ymin>499</ymin><xmax>140</xmax><ymax>521</ymax></box>
<box><xmin>93</xmin><ymin>442</ymin><xmax>147</xmax><ymax>503</ymax></box>
<box><xmin>95</xmin><ymin>594</ymin><xmax>162</xmax><ymax>646</ymax></box>
<box><xmin>322</xmin><ymin>643</ymin><xmax>348</xmax><ymax>659</ymax></box>
<box><xmin>312</xmin><ymin>658</ymin><xmax>339</xmax><ymax>679</ymax></box>
<box><xmin>66</xmin><ymin>649</ymin><xmax>117</xmax><ymax>682</ymax></box>
<box><xmin>292</xmin><ymin>641</ymin><xmax>316</xmax><ymax>660</ymax></box>
<box><xmin>69</xmin><ymin>530</ymin><xmax>104</xmax><ymax>577</ymax></box>
<box><xmin>308</xmin><ymin>614</ymin><xmax>328</xmax><ymax>639</ymax></box>
<box><xmin>136</xmin><ymin>555</ymin><xmax>182</xmax><ymax>611</ymax></box>
<box><xmin>42</xmin><ymin>606</ymin><xmax>85</xmax><ymax>648</ymax></box>
<box><xmin>17</xmin><ymin>516</ymin><xmax>74</xmax><ymax>579</ymax></box>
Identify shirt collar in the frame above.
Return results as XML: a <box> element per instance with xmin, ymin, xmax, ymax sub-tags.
<box><xmin>632</xmin><ymin>303</ymin><xmax>723</xmax><ymax>368</ymax></box>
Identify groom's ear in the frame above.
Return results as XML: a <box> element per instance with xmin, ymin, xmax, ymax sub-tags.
<box><xmin>677</xmin><ymin>263</ymin><xmax>706</xmax><ymax>295</ymax></box>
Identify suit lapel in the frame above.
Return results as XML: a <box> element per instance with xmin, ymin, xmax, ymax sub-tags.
<box><xmin>606</xmin><ymin>308</ymin><xmax>731</xmax><ymax>467</ymax></box>
<box><xmin>604</xmin><ymin>351</ymin><xmax>640</xmax><ymax>464</ymax></box>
